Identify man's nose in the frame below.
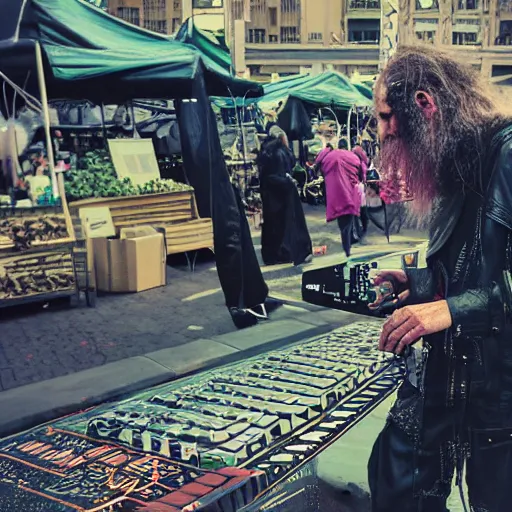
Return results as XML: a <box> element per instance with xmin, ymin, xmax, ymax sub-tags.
<box><xmin>378</xmin><ymin>122</ymin><xmax>388</xmax><ymax>143</ymax></box>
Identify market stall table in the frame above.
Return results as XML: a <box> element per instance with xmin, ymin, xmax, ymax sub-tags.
<box><xmin>0</xmin><ymin>321</ymin><xmax>403</xmax><ymax>511</ymax></box>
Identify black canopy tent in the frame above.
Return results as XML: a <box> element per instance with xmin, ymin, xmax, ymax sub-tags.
<box><xmin>0</xmin><ymin>0</ymin><xmax>269</xmax><ymax>327</ymax></box>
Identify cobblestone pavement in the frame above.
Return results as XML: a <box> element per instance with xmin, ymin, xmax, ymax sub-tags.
<box><xmin>0</xmin><ymin>256</ymin><xmax>235</xmax><ymax>392</ymax></box>
<box><xmin>0</xmin><ymin>204</ymin><xmax>427</xmax><ymax>393</ymax></box>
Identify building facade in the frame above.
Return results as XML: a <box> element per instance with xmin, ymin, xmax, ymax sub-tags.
<box><xmin>106</xmin><ymin>0</ymin><xmax>182</xmax><ymax>34</ymax></box>
<box><xmin>105</xmin><ymin>0</ymin><xmax>512</xmax><ymax>85</ymax></box>
<box><xmin>230</xmin><ymin>0</ymin><xmax>382</xmax><ymax>80</ymax></box>
<box><xmin>230</xmin><ymin>0</ymin><xmax>512</xmax><ymax>84</ymax></box>
<box><xmin>398</xmin><ymin>0</ymin><xmax>512</xmax><ymax>86</ymax></box>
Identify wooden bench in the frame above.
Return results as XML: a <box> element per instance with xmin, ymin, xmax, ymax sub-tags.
<box><xmin>69</xmin><ymin>190</ymin><xmax>213</xmax><ymax>270</ymax></box>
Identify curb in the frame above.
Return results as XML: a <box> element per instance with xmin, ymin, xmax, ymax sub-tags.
<box><xmin>0</xmin><ymin>304</ymin><xmax>372</xmax><ymax>438</ymax></box>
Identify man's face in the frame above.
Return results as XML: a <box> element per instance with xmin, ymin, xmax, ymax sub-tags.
<box><xmin>375</xmin><ymin>87</ymin><xmax>399</xmax><ymax>144</ymax></box>
<box><xmin>374</xmin><ymin>84</ymin><xmax>439</xmax><ymax>214</ymax></box>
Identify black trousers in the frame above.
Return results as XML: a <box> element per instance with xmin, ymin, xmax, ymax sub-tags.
<box><xmin>337</xmin><ymin>214</ymin><xmax>354</xmax><ymax>257</ymax></box>
<box><xmin>360</xmin><ymin>206</ymin><xmax>369</xmax><ymax>235</ymax></box>
<box><xmin>368</xmin><ymin>381</ymin><xmax>512</xmax><ymax>512</ymax></box>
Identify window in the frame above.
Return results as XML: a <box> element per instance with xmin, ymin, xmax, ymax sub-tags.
<box><xmin>281</xmin><ymin>0</ymin><xmax>300</xmax><ymax>12</ymax></box>
<box><xmin>144</xmin><ymin>19</ymin><xmax>168</xmax><ymax>34</ymax></box>
<box><xmin>269</xmin><ymin>34</ymin><xmax>279</xmax><ymax>43</ymax></box>
<box><xmin>174</xmin><ymin>1</ymin><xmax>180</xmax><ymax>8</ymax></box>
<box><xmin>496</xmin><ymin>20</ymin><xmax>512</xmax><ymax>45</ymax></box>
<box><xmin>281</xmin><ymin>26</ymin><xmax>300</xmax><ymax>43</ymax></box>
<box><xmin>492</xmin><ymin>64</ymin><xmax>512</xmax><ymax>77</ymax></box>
<box><xmin>457</xmin><ymin>0</ymin><xmax>479</xmax><ymax>8</ymax></box>
<box><xmin>247</xmin><ymin>29</ymin><xmax>267</xmax><ymax>43</ymax></box>
<box><xmin>348</xmin><ymin>19</ymin><xmax>380</xmax><ymax>43</ymax></box>
<box><xmin>349</xmin><ymin>0</ymin><xmax>381</xmax><ymax>8</ymax></box>
<box><xmin>269</xmin><ymin>7</ymin><xmax>278</xmax><ymax>26</ymax></box>
<box><xmin>452</xmin><ymin>19</ymin><xmax>481</xmax><ymax>45</ymax></box>
<box><xmin>117</xmin><ymin>7</ymin><xmax>140</xmax><ymax>26</ymax></box>
<box><xmin>499</xmin><ymin>0</ymin><xmax>512</xmax><ymax>13</ymax></box>
<box><xmin>415</xmin><ymin>0</ymin><xmax>439</xmax><ymax>10</ymax></box>
<box><xmin>192</xmin><ymin>0</ymin><xmax>224</xmax><ymax>7</ymax></box>
<box><xmin>414</xmin><ymin>19</ymin><xmax>437</xmax><ymax>43</ymax></box>
<box><xmin>172</xmin><ymin>18</ymin><xmax>181</xmax><ymax>33</ymax></box>
<box><xmin>308</xmin><ymin>32</ymin><xmax>323</xmax><ymax>42</ymax></box>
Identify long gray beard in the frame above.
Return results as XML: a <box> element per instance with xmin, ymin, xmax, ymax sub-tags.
<box><xmin>379</xmin><ymin>136</ymin><xmax>439</xmax><ymax>217</ymax></box>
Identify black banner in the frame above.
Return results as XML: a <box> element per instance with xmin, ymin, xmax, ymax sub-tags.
<box><xmin>176</xmin><ymin>71</ymin><xmax>268</xmax><ymax>318</ymax></box>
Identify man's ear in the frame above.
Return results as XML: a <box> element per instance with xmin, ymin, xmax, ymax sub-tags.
<box><xmin>414</xmin><ymin>91</ymin><xmax>438</xmax><ymax>119</ymax></box>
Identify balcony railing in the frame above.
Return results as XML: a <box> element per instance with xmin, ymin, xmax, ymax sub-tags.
<box><xmin>349</xmin><ymin>0</ymin><xmax>381</xmax><ymax>8</ymax></box>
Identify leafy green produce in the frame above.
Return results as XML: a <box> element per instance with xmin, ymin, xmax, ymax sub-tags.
<box><xmin>64</xmin><ymin>149</ymin><xmax>192</xmax><ymax>202</ymax></box>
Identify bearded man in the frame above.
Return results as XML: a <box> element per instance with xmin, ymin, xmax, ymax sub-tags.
<box><xmin>368</xmin><ymin>46</ymin><xmax>512</xmax><ymax>511</ymax></box>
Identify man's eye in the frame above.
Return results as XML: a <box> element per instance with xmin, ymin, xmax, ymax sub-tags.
<box><xmin>379</xmin><ymin>113</ymin><xmax>392</xmax><ymax>121</ymax></box>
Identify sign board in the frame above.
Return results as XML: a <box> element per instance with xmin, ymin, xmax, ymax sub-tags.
<box><xmin>107</xmin><ymin>139</ymin><xmax>160</xmax><ymax>186</ymax></box>
<box><xmin>79</xmin><ymin>206</ymin><xmax>116</xmax><ymax>239</ymax></box>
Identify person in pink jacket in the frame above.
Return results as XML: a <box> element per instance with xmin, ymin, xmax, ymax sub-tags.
<box><xmin>315</xmin><ymin>138</ymin><xmax>361</xmax><ymax>257</ymax></box>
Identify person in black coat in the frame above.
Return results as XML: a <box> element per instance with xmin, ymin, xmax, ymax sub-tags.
<box><xmin>257</xmin><ymin>127</ymin><xmax>312</xmax><ymax>266</ymax></box>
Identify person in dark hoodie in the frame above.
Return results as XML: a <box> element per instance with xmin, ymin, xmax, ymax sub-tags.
<box><xmin>257</xmin><ymin>126</ymin><xmax>312</xmax><ymax>266</ymax></box>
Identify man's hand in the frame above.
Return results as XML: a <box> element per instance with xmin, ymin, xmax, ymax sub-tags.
<box><xmin>379</xmin><ymin>301</ymin><xmax>452</xmax><ymax>354</ymax></box>
<box><xmin>368</xmin><ymin>269</ymin><xmax>409</xmax><ymax>310</ymax></box>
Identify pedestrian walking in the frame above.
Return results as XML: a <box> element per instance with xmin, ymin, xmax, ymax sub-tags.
<box><xmin>315</xmin><ymin>138</ymin><xmax>361</xmax><ymax>257</ymax></box>
<box><xmin>257</xmin><ymin>126</ymin><xmax>312</xmax><ymax>266</ymax></box>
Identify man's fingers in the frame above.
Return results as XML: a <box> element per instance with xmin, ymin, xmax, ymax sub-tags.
<box><xmin>397</xmin><ymin>290</ymin><xmax>410</xmax><ymax>304</ymax></box>
<box><xmin>383</xmin><ymin>317</ymin><xmax>417</xmax><ymax>353</ymax></box>
<box><xmin>394</xmin><ymin>325</ymin><xmax>425</xmax><ymax>354</ymax></box>
<box><xmin>379</xmin><ymin>310</ymin><xmax>410</xmax><ymax>350</ymax></box>
<box><xmin>370</xmin><ymin>274</ymin><xmax>385</xmax><ymax>286</ymax></box>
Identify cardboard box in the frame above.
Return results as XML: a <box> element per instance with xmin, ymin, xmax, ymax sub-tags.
<box><xmin>93</xmin><ymin>228</ymin><xmax>166</xmax><ymax>293</ymax></box>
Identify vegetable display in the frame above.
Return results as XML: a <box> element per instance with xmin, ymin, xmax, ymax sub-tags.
<box><xmin>0</xmin><ymin>216</ymin><xmax>68</xmax><ymax>252</ymax></box>
<box><xmin>65</xmin><ymin>149</ymin><xmax>192</xmax><ymax>202</ymax></box>
<box><xmin>0</xmin><ymin>251</ymin><xmax>75</xmax><ymax>299</ymax></box>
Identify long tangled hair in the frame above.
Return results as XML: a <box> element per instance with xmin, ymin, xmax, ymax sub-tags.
<box><xmin>376</xmin><ymin>45</ymin><xmax>512</xmax><ymax>214</ymax></box>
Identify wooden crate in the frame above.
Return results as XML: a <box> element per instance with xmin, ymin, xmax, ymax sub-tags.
<box><xmin>165</xmin><ymin>219</ymin><xmax>214</xmax><ymax>254</ymax></box>
<box><xmin>70</xmin><ymin>191</ymin><xmax>214</xmax><ymax>255</ymax></box>
<box><xmin>0</xmin><ymin>248</ymin><xmax>76</xmax><ymax>304</ymax></box>
<box><xmin>69</xmin><ymin>191</ymin><xmax>197</xmax><ymax>228</ymax></box>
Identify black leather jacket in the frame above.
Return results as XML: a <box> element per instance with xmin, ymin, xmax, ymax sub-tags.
<box><xmin>404</xmin><ymin>123</ymin><xmax>512</xmax><ymax>427</ymax></box>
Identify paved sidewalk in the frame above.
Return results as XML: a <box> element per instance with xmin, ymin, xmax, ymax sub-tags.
<box><xmin>0</xmin><ymin>259</ymin><xmax>235</xmax><ymax>392</ymax></box>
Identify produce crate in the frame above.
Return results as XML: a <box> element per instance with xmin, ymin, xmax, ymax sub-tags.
<box><xmin>69</xmin><ymin>191</ymin><xmax>214</xmax><ymax>258</ymax></box>
<box><xmin>69</xmin><ymin>191</ymin><xmax>196</xmax><ymax>227</ymax></box>
<box><xmin>0</xmin><ymin>247</ymin><xmax>77</xmax><ymax>307</ymax></box>
<box><xmin>0</xmin><ymin>208</ymin><xmax>72</xmax><ymax>253</ymax></box>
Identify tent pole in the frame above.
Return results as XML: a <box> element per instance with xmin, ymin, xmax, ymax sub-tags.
<box><xmin>35</xmin><ymin>41</ymin><xmax>58</xmax><ymax>200</ymax></box>
<box><xmin>347</xmin><ymin>107</ymin><xmax>353</xmax><ymax>149</ymax></box>
<box><xmin>35</xmin><ymin>41</ymin><xmax>74</xmax><ymax>240</ymax></box>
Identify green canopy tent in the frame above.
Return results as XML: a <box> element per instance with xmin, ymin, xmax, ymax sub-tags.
<box><xmin>0</xmin><ymin>0</ymin><xmax>262</xmax><ymax>103</ymax></box>
<box><xmin>352</xmin><ymin>82</ymin><xmax>374</xmax><ymax>101</ymax></box>
<box><xmin>212</xmin><ymin>71</ymin><xmax>371</xmax><ymax>115</ymax></box>
<box><xmin>254</xmin><ymin>71</ymin><xmax>372</xmax><ymax>141</ymax></box>
<box><xmin>211</xmin><ymin>74</ymin><xmax>307</xmax><ymax>109</ymax></box>
<box><xmin>175</xmin><ymin>18</ymin><xmax>233</xmax><ymax>76</ymax></box>
<box><xmin>258</xmin><ymin>71</ymin><xmax>371</xmax><ymax>111</ymax></box>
